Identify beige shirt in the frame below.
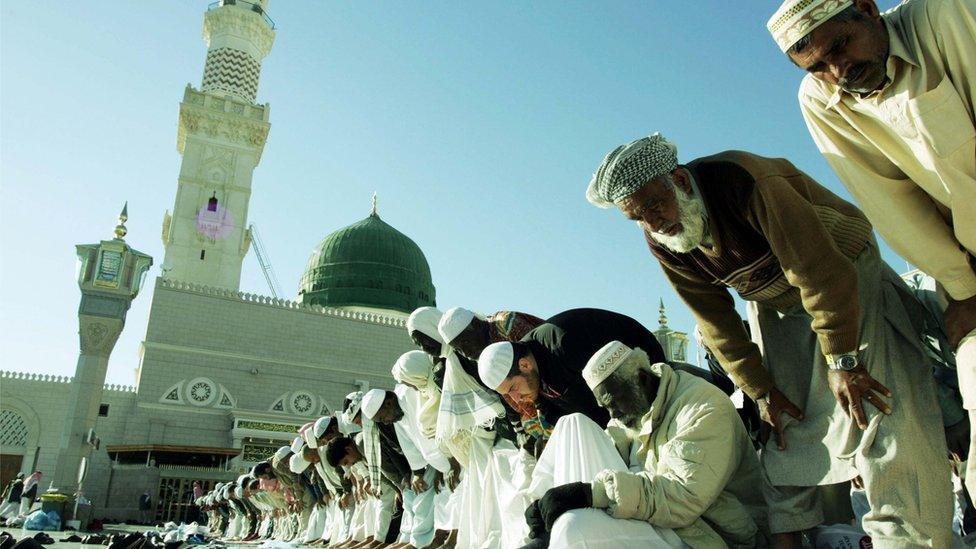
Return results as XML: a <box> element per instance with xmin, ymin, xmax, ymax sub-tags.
<box><xmin>798</xmin><ymin>0</ymin><xmax>976</xmax><ymax>300</ymax></box>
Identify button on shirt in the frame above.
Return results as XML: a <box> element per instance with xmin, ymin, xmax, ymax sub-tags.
<box><xmin>799</xmin><ymin>0</ymin><xmax>976</xmax><ymax>300</ymax></box>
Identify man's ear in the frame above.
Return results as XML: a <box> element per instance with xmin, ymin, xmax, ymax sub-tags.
<box><xmin>670</xmin><ymin>168</ymin><xmax>693</xmax><ymax>195</ymax></box>
<box><xmin>518</xmin><ymin>356</ymin><xmax>533</xmax><ymax>374</ymax></box>
<box><xmin>852</xmin><ymin>0</ymin><xmax>881</xmax><ymax>20</ymax></box>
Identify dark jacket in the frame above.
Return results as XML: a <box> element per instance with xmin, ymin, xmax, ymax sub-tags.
<box><xmin>521</xmin><ymin>308</ymin><xmax>667</xmax><ymax>428</ymax></box>
<box><xmin>4</xmin><ymin>479</ymin><xmax>24</xmax><ymax>503</ymax></box>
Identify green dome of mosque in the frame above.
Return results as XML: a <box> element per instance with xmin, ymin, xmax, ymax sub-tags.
<box><xmin>298</xmin><ymin>209</ymin><xmax>436</xmax><ymax>314</ymax></box>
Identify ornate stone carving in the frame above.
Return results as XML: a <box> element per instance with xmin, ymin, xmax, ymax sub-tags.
<box><xmin>177</xmin><ymin>105</ymin><xmax>270</xmax><ymax>156</ymax></box>
<box><xmin>79</xmin><ymin>318</ymin><xmax>122</xmax><ymax>355</ymax></box>
<box><xmin>186</xmin><ymin>377</ymin><xmax>218</xmax><ymax>407</ymax></box>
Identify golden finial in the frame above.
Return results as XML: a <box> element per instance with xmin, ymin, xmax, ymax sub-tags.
<box><xmin>114</xmin><ymin>202</ymin><xmax>128</xmax><ymax>239</ymax></box>
<box><xmin>370</xmin><ymin>192</ymin><xmax>378</xmax><ymax>217</ymax></box>
<box><xmin>658</xmin><ymin>298</ymin><xmax>668</xmax><ymax>328</ymax></box>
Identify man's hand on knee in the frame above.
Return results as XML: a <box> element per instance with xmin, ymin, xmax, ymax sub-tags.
<box><xmin>757</xmin><ymin>386</ymin><xmax>804</xmax><ymax>450</ymax></box>
<box><xmin>538</xmin><ymin>482</ymin><xmax>592</xmax><ymax>532</ymax></box>
<box><xmin>827</xmin><ymin>365</ymin><xmax>892</xmax><ymax>429</ymax></box>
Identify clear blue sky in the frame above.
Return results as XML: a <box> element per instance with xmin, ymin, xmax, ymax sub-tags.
<box><xmin>1</xmin><ymin>1</ymin><xmax>908</xmax><ymax>385</ymax></box>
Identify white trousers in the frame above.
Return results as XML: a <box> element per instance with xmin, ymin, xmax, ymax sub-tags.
<box><xmin>0</xmin><ymin>501</ymin><xmax>18</xmax><ymax>518</ymax></box>
<box><xmin>399</xmin><ymin>469</ymin><xmax>438</xmax><ymax>548</ymax></box>
<box><xmin>303</xmin><ymin>503</ymin><xmax>327</xmax><ymax>543</ymax></box>
<box><xmin>457</xmin><ymin>435</ymin><xmax>526</xmax><ymax>549</ymax></box>
<box><xmin>532</xmin><ymin>414</ymin><xmax>684</xmax><ymax>549</ymax></box>
<box><xmin>18</xmin><ymin>497</ymin><xmax>31</xmax><ymax>517</ymax></box>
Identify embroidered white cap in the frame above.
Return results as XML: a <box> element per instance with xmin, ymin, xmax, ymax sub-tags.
<box><xmin>583</xmin><ymin>340</ymin><xmax>633</xmax><ymax>390</ymax></box>
<box><xmin>767</xmin><ymin>0</ymin><xmax>853</xmax><ymax>53</ymax></box>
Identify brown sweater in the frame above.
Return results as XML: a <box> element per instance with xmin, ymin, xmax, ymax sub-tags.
<box><xmin>648</xmin><ymin>151</ymin><xmax>873</xmax><ymax>399</ymax></box>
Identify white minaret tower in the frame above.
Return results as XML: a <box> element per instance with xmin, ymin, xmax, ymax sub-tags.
<box><xmin>161</xmin><ymin>0</ymin><xmax>275</xmax><ymax>290</ymax></box>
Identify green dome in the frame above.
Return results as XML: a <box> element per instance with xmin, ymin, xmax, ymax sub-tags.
<box><xmin>298</xmin><ymin>212</ymin><xmax>436</xmax><ymax>314</ymax></box>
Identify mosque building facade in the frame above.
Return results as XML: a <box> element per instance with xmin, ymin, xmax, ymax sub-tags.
<box><xmin>0</xmin><ymin>0</ymin><xmax>434</xmax><ymax>523</ymax></box>
<box><xmin>0</xmin><ymin>0</ymin><xmax>694</xmax><ymax>524</ymax></box>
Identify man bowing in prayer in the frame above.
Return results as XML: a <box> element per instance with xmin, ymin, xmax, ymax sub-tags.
<box><xmin>439</xmin><ymin>307</ymin><xmax>549</xmax><ymax>449</ymax></box>
<box><xmin>478</xmin><ymin>308</ymin><xmax>672</xmax><ymax>429</ymax></box>
<box><xmin>586</xmin><ymin>132</ymin><xmax>952</xmax><ymax>546</ymax></box>
<box><xmin>364</xmin><ymin>382</ymin><xmax>452</xmax><ymax>549</ymax></box>
<box><xmin>767</xmin><ymin>0</ymin><xmax>976</xmax><ymax>503</ymax></box>
<box><xmin>524</xmin><ymin>341</ymin><xmax>767</xmax><ymax>548</ymax></box>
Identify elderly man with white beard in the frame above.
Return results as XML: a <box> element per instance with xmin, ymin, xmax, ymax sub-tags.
<box><xmin>522</xmin><ymin>340</ymin><xmax>767</xmax><ymax>548</ymax></box>
<box><xmin>587</xmin><ymin>133</ymin><xmax>952</xmax><ymax>546</ymax></box>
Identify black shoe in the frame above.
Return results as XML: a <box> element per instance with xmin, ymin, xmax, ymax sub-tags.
<box><xmin>10</xmin><ymin>539</ymin><xmax>44</xmax><ymax>549</ymax></box>
<box><xmin>0</xmin><ymin>532</ymin><xmax>15</xmax><ymax>549</ymax></box>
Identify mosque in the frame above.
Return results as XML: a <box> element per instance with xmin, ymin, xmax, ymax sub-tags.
<box><xmin>0</xmin><ymin>0</ymin><xmax>689</xmax><ymax>524</ymax></box>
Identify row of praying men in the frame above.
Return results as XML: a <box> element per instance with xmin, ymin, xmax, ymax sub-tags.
<box><xmin>194</xmin><ymin>0</ymin><xmax>975</xmax><ymax>546</ymax></box>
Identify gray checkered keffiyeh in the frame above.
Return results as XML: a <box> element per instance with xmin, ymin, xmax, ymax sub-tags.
<box><xmin>586</xmin><ymin>133</ymin><xmax>678</xmax><ymax>208</ymax></box>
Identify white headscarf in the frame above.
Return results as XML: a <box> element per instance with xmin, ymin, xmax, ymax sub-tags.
<box><xmin>392</xmin><ymin>350</ymin><xmax>441</xmax><ymax>437</ymax></box>
<box><xmin>408</xmin><ymin>306</ymin><xmax>444</xmax><ymax>343</ymax></box>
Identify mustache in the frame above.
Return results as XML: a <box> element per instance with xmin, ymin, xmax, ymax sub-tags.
<box><xmin>838</xmin><ymin>61</ymin><xmax>878</xmax><ymax>92</ymax></box>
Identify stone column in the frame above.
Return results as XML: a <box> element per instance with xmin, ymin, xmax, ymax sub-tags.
<box><xmin>50</xmin><ymin>313</ymin><xmax>124</xmax><ymax>489</ymax></box>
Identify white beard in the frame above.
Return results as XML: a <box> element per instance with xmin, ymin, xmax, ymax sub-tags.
<box><xmin>649</xmin><ymin>183</ymin><xmax>707</xmax><ymax>253</ymax></box>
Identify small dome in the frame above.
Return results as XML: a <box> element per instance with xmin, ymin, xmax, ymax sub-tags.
<box><xmin>298</xmin><ymin>211</ymin><xmax>436</xmax><ymax>314</ymax></box>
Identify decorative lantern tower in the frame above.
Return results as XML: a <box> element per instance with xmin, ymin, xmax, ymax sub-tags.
<box><xmin>51</xmin><ymin>205</ymin><xmax>153</xmax><ymax>492</ymax></box>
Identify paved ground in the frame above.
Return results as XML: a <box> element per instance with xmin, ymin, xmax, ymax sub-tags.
<box><xmin>1</xmin><ymin>524</ymin><xmax>313</xmax><ymax>548</ymax></box>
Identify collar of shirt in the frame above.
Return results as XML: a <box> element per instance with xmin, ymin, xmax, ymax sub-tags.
<box><xmin>825</xmin><ymin>16</ymin><xmax>920</xmax><ymax>109</ymax></box>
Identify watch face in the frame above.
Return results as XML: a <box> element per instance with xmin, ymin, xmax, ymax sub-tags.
<box><xmin>838</xmin><ymin>355</ymin><xmax>858</xmax><ymax>370</ymax></box>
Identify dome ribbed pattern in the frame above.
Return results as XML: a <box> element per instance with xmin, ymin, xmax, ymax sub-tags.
<box><xmin>298</xmin><ymin>213</ymin><xmax>436</xmax><ymax>314</ymax></box>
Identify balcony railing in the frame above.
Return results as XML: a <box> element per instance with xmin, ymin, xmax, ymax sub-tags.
<box><xmin>207</xmin><ymin>0</ymin><xmax>275</xmax><ymax>30</ymax></box>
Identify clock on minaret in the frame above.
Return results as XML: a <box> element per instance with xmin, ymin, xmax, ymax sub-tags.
<box><xmin>196</xmin><ymin>193</ymin><xmax>236</xmax><ymax>241</ymax></box>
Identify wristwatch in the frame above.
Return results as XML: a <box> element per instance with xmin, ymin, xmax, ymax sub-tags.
<box><xmin>827</xmin><ymin>352</ymin><xmax>858</xmax><ymax>371</ymax></box>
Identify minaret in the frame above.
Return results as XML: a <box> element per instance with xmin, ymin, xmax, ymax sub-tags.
<box><xmin>160</xmin><ymin>0</ymin><xmax>275</xmax><ymax>290</ymax></box>
<box><xmin>653</xmin><ymin>299</ymin><xmax>689</xmax><ymax>363</ymax></box>
<box><xmin>52</xmin><ymin>205</ymin><xmax>153</xmax><ymax>492</ymax></box>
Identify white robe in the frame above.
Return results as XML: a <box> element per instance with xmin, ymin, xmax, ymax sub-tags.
<box><xmin>529</xmin><ymin>414</ymin><xmax>685</xmax><ymax>549</ymax></box>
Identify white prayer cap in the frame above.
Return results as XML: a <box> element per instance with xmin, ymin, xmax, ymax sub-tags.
<box><xmin>234</xmin><ymin>486</ymin><xmax>244</xmax><ymax>499</ymax></box>
<box><xmin>289</xmin><ymin>451</ymin><xmax>310</xmax><ymax>474</ymax></box>
<box><xmin>407</xmin><ymin>306</ymin><xmax>445</xmax><ymax>343</ymax></box>
<box><xmin>361</xmin><ymin>389</ymin><xmax>386</xmax><ymax>420</ymax></box>
<box><xmin>290</xmin><ymin>436</ymin><xmax>304</xmax><ymax>454</ymax></box>
<box><xmin>587</xmin><ymin>133</ymin><xmax>678</xmax><ymax>209</ymax></box>
<box><xmin>767</xmin><ymin>0</ymin><xmax>853</xmax><ymax>53</ymax></box>
<box><xmin>273</xmin><ymin>446</ymin><xmax>291</xmax><ymax>462</ymax></box>
<box><xmin>303</xmin><ymin>428</ymin><xmax>318</xmax><ymax>449</ymax></box>
<box><xmin>391</xmin><ymin>350</ymin><xmax>434</xmax><ymax>386</ymax></box>
<box><xmin>313</xmin><ymin>416</ymin><xmax>334</xmax><ymax>439</ymax></box>
<box><xmin>478</xmin><ymin>342</ymin><xmax>514</xmax><ymax>390</ymax></box>
<box><xmin>438</xmin><ymin>307</ymin><xmax>476</xmax><ymax>344</ymax></box>
<box><xmin>583</xmin><ymin>341</ymin><xmax>633</xmax><ymax>389</ymax></box>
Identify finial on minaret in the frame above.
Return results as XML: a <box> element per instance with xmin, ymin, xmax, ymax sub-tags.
<box><xmin>658</xmin><ymin>298</ymin><xmax>668</xmax><ymax>328</ymax></box>
<box><xmin>114</xmin><ymin>202</ymin><xmax>129</xmax><ymax>240</ymax></box>
<box><xmin>370</xmin><ymin>192</ymin><xmax>378</xmax><ymax>217</ymax></box>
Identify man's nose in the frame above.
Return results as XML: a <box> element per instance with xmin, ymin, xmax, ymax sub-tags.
<box><xmin>830</xmin><ymin>59</ymin><xmax>851</xmax><ymax>82</ymax></box>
